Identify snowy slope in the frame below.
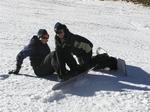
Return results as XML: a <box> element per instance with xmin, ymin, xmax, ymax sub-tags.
<box><xmin>0</xmin><ymin>0</ymin><xmax>150</xmax><ymax>111</ymax></box>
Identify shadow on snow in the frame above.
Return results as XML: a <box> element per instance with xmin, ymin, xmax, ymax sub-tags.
<box><xmin>1</xmin><ymin>64</ymin><xmax>150</xmax><ymax>102</ymax></box>
<box><xmin>0</xmin><ymin>73</ymin><xmax>58</xmax><ymax>81</ymax></box>
<box><xmin>60</xmin><ymin>65</ymin><xmax>150</xmax><ymax>96</ymax></box>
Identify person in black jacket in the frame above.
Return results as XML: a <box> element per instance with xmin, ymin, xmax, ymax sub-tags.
<box><xmin>9</xmin><ymin>29</ymin><xmax>54</xmax><ymax>77</ymax></box>
<box><xmin>54</xmin><ymin>22</ymin><xmax>93</xmax><ymax>80</ymax></box>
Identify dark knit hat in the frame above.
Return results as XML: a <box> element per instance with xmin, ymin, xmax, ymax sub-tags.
<box><xmin>54</xmin><ymin>22</ymin><xmax>67</xmax><ymax>33</ymax></box>
<box><xmin>37</xmin><ymin>29</ymin><xmax>48</xmax><ymax>38</ymax></box>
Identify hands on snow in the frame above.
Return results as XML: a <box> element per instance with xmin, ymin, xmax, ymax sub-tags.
<box><xmin>8</xmin><ymin>66</ymin><xmax>21</xmax><ymax>74</ymax></box>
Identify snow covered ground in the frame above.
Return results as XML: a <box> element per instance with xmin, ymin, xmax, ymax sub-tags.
<box><xmin>0</xmin><ymin>0</ymin><xmax>150</xmax><ymax>111</ymax></box>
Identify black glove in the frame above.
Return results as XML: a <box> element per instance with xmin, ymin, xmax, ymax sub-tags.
<box><xmin>8</xmin><ymin>66</ymin><xmax>21</xmax><ymax>74</ymax></box>
<box><xmin>8</xmin><ymin>69</ymin><xmax>19</xmax><ymax>74</ymax></box>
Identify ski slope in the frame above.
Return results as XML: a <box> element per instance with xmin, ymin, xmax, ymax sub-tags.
<box><xmin>0</xmin><ymin>0</ymin><xmax>150</xmax><ymax>111</ymax></box>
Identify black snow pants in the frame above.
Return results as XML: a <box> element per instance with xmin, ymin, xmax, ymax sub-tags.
<box><xmin>33</xmin><ymin>52</ymin><xmax>55</xmax><ymax>77</ymax></box>
<box><xmin>54</xmin><ymin>49</ymin><xmax>78</xmax><ymax>78</ymax></box>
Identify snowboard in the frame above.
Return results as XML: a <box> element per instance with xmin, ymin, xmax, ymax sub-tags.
<box><xmin>52</xmin><ymin>58</ymin><xmax>127</xmax><ymax>90</ymax></box>
<box><xmin>93</xmin><ymin>58</ymin><xmax>127</xmax><ymax>76</ymax></box>
<box><xmin>52</xmin><ymin>67</ymin><xmax>93</xmax><ymax>90</ymax></box>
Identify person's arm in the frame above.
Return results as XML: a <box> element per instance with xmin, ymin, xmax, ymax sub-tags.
<box><xmin>9</xmin><ymin>38</ymin><xmax>35</xmax><ymax>74</ymax></box>
<box><xmin>72</xmin><ymin>35</ymin><xmax>93</xmax><ymax>55</ymax></box>
<box><xmin>16</xmin><ymin>45</ymin><xmax>33</xmax><ymax>71</ymax></box>
<box><xmin>54</xmin><ymin>36</ymin><xmax>69</xmax><ymax>77</ymax></box>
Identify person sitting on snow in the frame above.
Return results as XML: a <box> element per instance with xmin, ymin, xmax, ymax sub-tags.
<box><xmin>9</xmin><ymin>29</ymin><xmax>55</xmax><ymax>77</ymax></box>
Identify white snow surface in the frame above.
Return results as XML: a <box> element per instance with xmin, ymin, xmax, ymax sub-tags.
<box><xmin>0</xmin><ymin>0</ymin><xmax>150</xmax><ymax>112</ymax></box>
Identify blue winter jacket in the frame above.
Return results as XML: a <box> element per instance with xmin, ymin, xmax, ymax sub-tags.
<box><xmin>16</xmin><ymin>36</ymin><xmax>50</xmax><ymax>70</ymax></box>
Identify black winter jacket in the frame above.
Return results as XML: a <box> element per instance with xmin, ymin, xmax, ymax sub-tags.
<box><xmin>55</xmin><ymin>31</ymin><xmax>93</xmax><ymax>57</ymax></box>
<box><xmin>16</xmin><ymin>36</ymin><xmax>50</xmax><ymax>70</ymax></box>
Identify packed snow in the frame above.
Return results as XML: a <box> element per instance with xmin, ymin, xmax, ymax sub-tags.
<box><xmin>0</xmin><ymin>0</ymin><xmax>150</xmax><ymax>112</ymax></box>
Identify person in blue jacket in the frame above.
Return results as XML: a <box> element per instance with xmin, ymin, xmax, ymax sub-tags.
<box><xmin>9</xmin><ymin>29</ymin><xmax>54</xmax><ymax>77</ymax></box>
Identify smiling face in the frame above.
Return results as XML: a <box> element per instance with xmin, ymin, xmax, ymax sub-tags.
<box><xmin>40</xmin><ymin>34</ymin><xmax>49</xmax><ymax>44</ymax></box>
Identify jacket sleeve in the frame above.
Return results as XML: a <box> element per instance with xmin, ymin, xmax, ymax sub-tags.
<box><xmin>73</xmin><ymin>35</ymin><xmax>93</xmax><ymax>54</ymax></box>
<box><xmin>16</xmin><ymin>45</ymin><xmax>33</xmax><ymax>68</ymax></box>
<box><xmin>16</xmin><ymin>37</ymin><xmax>36</xmax><ymax>69</ymax></box>
<box><xmin>75</xmin><ymin>35</ymin><xmax>93</xmax><ymax>48</ymax></box>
